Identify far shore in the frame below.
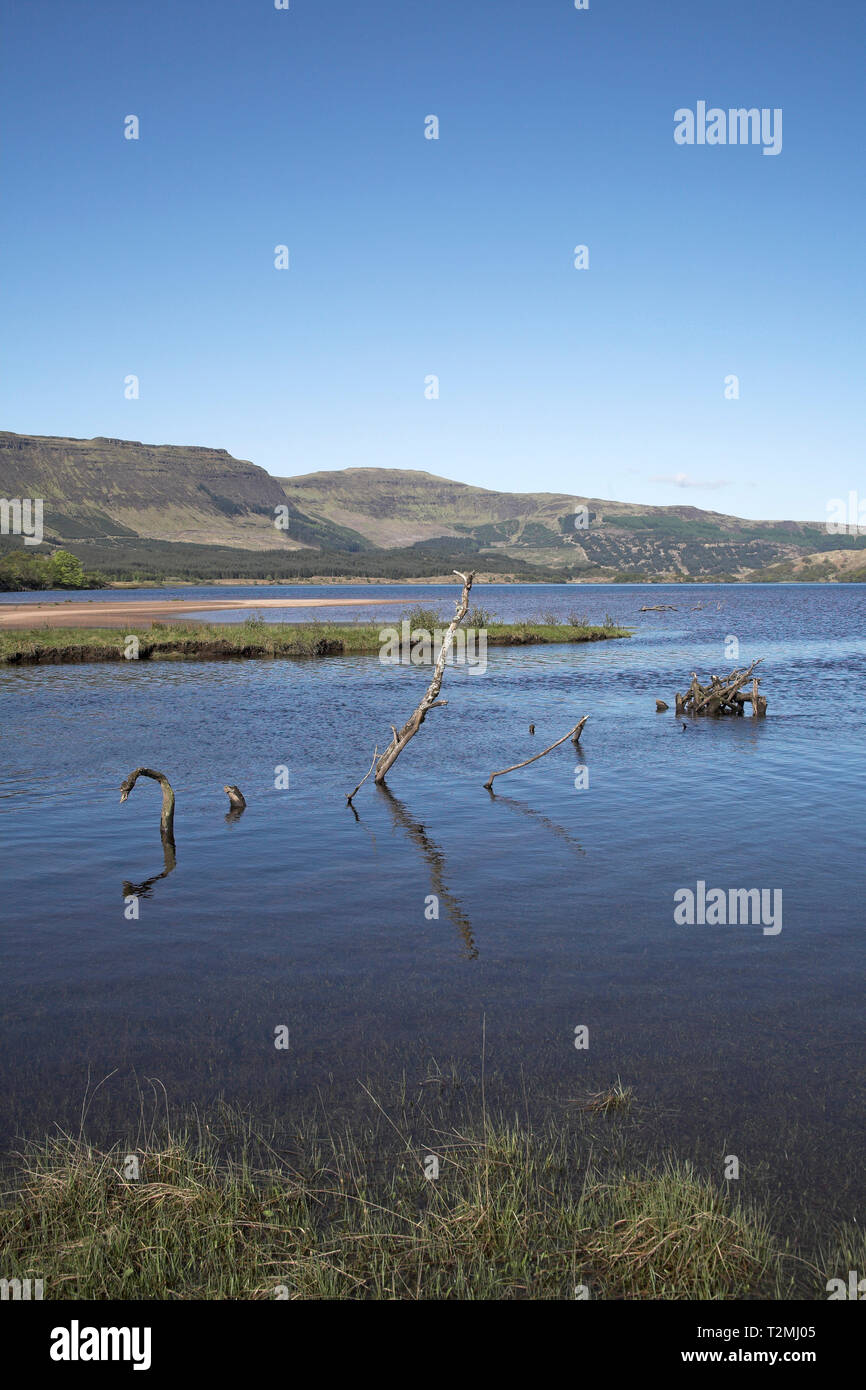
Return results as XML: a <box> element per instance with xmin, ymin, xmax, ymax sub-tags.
<box><xmin>0</xmin><ymin>595</ymin><xmax>417</xmax><ymax>631</ymax></box>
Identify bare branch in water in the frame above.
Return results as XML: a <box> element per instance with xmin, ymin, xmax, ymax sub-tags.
<box><xmin>119</xmin><ymin>767</ymin><xmax>176</xmax><ymax>845</ymax></box>
<box><xmin>346</xmin><ymin>746</ymin><xmax>379</xmax><ymax>807</ymax></box>
<box><xmin>483</xmin><ymin>718</ymin><xmax>589</xmax><ymax>792</ymax></box>
<box><xmin>373</xmin><ymin>571</ymin><xmax>475</xmax><ymax>787</ymax></box>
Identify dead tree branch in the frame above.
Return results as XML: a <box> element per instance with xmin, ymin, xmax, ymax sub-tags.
<box><xmin>346</xmin><ymin>745</ymin><xmax>379</xmax><ymax>806</ymax></box>
<box><xmin>119</xmin><ymin>767</ymin><xmax>176</xmax><ymax>845</ymax></box>
<box><xmin>372</xmin><ymin>571</ymin><xmax>475</xmax><ymax>786</ymax></box>
<box><xmin>483</xmin><ymin>718</ymin><xmax>588</xmax><ymax>791</ymax></box>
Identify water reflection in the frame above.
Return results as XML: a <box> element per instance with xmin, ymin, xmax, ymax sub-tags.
<box><xmin>485</xmin><ymin>790</ymin><xmax>586</xmax><ymax>857</ymax></box>
<box><xmin>122</xmin><ymin>834</ymin><xmax>176</xmax><ymax>900</ymax></box>
<box><xmin>376</xmin><ymin>785</ymin><xmax>478</xmax><ymax>959</ymax></box>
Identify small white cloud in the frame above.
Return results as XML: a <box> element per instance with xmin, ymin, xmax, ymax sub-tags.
<box><xmin>650</xmin><ymin>472</ymin><xmax>730</xmax><ymax>490</ymax></box>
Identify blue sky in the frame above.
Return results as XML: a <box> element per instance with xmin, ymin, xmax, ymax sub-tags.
<box><xmin>1</xmin><ymin>0</ymin><xmax>863</xmax><ymax>521</ymax></box>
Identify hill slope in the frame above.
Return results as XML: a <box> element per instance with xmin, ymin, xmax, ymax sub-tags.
<box><xmin>279</xmin><ymin>466</ymin><xmax>866</xmax><ymax>579</ymax></box>
<box><xmin>2</xmin><ymin>432</ymin><xmax>865</xmax><ymax>582</ymax></box>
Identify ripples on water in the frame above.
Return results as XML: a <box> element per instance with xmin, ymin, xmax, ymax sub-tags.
<box><xmin>1</xmin><ymin>583</ymin><xmax>865</xmax><ymax>1227</ymax></box>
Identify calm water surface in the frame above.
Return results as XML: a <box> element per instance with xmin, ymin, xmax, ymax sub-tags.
<box><xmin>1</xmin><ymin>583</ymin><xmax>864</xmax><ymax>1231</ymax></box>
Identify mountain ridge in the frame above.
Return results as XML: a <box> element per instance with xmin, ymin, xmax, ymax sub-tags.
<box><xmin>2</xmin><ymin>431</ymin><xmax>864</xmax><ymax>583</ymax></box>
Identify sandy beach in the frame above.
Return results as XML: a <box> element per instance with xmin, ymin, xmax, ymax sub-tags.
<box><xmin>0</xmin><ymin>595</ymin><xmax>415</xmax><ymax>630</ymax></box>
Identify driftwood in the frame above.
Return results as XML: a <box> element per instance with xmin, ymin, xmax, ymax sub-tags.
<box><xmin>372</xmin><ymin>571</ymin><xmax>475</xmax><ymax>786</ymax></box>
<box><xmin>119</xmin><ymin>767</ymin><xmax>176</xmax><ymax>844</ymax></box>
<box><xmin>640</xmin><ymin>604</ymin><xmax>678</xmax><ymax>611</ymax></box>
<box><xmin>656</xmin><ymin>700</ymin><xmax>669</xmax><ymax>712</ymax></box>
<box><xmin>483</xmin><ymin>718</ymin><xmax>588</xmax><ymax>791</ymax></box>
<box><xmin>675</xmin><ymin>659</ymin><xmax>766</xmax><ymax>718</ymax></box>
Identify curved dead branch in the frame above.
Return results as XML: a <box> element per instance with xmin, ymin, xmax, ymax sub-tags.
<box><xmin>119</xmin><ymin>767</ymin><xmax>176</xmax><ymax>845</ymax></box>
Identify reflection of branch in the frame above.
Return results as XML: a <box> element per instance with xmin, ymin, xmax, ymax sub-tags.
<box><xmin>123</xmin><ymin>834</ymin><xmax>177</xmax><ymax>900</ymax></box>
<box><xmin>485</xmin><ymin>791</ymin><xmax>586</xmax><ymax>857</ymax></box>
<box><xmin>377</xmin><ymin>784</ymin><xmax>478</xmax><ymax>959</ymax></box>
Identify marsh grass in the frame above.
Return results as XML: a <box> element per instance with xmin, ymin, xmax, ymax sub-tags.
<box><xmin>0</xmin><ymin>618</ymin><xmax>630</xmax><ymax>665</ymax></box>
<box><xmin>574</xmin><ymin>1079</ymin><xmax>635</xmax><ymax>1114</ymax></box>
<box><xmin>0</xmin><ymin>1088</ymin><xmax>825</xmax><ymax>1301</ymax></box>
<box><xmin>403</xmin><ymin>605</ymin><xmax>446</xmax><ymax>631</ymax></box>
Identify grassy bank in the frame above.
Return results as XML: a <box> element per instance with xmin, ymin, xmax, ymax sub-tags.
<box><xmin>0</xmin><ymin>614</ymin><xmax>630</xmax><ymax>665</ymax></box>
<box><xmin>0</xmin><ymin>1101</ymin><xmax>817</xmax><ymax>1301</ymax></box>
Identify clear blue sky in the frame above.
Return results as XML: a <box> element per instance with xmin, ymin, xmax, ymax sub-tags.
<box><xmin>1</xmin><ymin>0</ymin><xmax>863</xmax><ymax>521</ymax></box>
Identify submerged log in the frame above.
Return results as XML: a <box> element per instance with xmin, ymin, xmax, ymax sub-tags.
<box><xmin>223</xmin><ymin>784</ymin><xmax>247</xmax><ymax>824</ymax></box>
<box><xmin>119</xmin><ymin>767</ymin><xmax>176</xmax><ymax>844</ymax></box>
<box><xmin>656</xmin><ymin>700</ymin><xmax>669</xmax><ymax>712</ymax></box>
<box><xmin>571</xmin><ymin>715</ymin><xmax>588</xmax><ymax>744</ymax></box>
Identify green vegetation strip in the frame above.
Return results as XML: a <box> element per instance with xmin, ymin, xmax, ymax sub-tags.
<box><xmin>0</xmin><ymin>614</ymin><xmax>630</xmax><ymax>665</ymax></box>
<box><xmin>0</xmin><ymin>1104</ymin><xmax>834</xmax><ymax>1300</ymax></box>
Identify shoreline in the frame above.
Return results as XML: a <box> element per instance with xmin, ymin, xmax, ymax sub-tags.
<box><xmin>0</xmin><ymin>595</ymin><xmax>418</xmax><ymax>631</ymax></box>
